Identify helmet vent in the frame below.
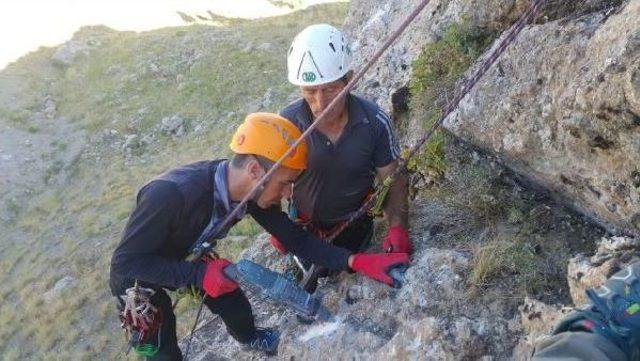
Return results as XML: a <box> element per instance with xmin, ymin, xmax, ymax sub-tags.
<box><xmin>329</xmin><ymin>42</ymin><xmax>336</xmax><ymax>52</ymax></box>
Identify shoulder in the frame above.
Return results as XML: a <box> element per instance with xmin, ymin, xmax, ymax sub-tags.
<box><xmin>279</xmin><ymin>98</ymin><xmax>306</xmax><ymax>124</ymax></box>
<box><xmin>137</xmin><ymin>179</ymin><xmax>183</xmax><ymax>207</ymax></box>
<box><xmin>155</xmin><ymin>160</ymin><xmax>215</xmax><ymax>187</ymax></box>
<box><xmin>351</xmin><ymin>94</ymin><xmax>392</xmax><ymax>132</ymax></box>
<box><xmin>144</xmin><ymin>160</ymin><xmax>218</xmax><ymax>204</ymax></box>
<box><xmin>351</xmin><ymin>94</ymin><xmax>382</xmax><ymax>117</ymax></box>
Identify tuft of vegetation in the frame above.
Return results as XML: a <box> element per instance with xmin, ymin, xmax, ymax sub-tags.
<box><xmin>406</xmin><ymin>22</ymin><xmax>495</xmax><ymax>182</ymax></box>
<box><xmin>467</xmin><ymin>225</ymin><xmax>581</xmax><ymax>301</ymax></box>
<box><xmin>470</xmin><ymin>236</ymin><xmax>540</xmax><ymax>292</ymax></box>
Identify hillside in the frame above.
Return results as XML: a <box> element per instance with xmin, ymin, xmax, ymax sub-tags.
<box><xmin>0</xmin><ymin>3</ymin><xmax>347</xmax><ymax>359</ymax></box>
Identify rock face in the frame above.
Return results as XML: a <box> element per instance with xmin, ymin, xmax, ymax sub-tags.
<box><xmin>448</xmin><ymin>1</ymin><xmax>640</xmax><ymax>236</ymax></box>
<box><xmin>343</xmin><ymin>0</ymin><xmax>533</xmax><ymax>115</ymax></box>
<box><xmin>344</xmin><ymin>0</ymin><xmax>639</xmax><ymax>236</ymax></box>
<box><xmin>180</xmin><ymin>172</ymin><xmax>605</xmax><ymax>361</ymax></box>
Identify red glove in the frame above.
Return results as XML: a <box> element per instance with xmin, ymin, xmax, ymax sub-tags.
<box><xmin>350</xmin><ymin>253</ymin><xmax>410</xmax><ymax>286</ymax></box>
<box><xmin>382</xmin><ymin>226</ymin><xmax>412</xmax><ymax>254</ymax></box>
<box><xmin>268</xmin><ymin>235</ymin><xmax>287</xmax><ymax>255</ymax></box>
<box><xmin>201</xmin><ymin>258</ymin><xmax>238</xmax><ymax>298</ymax></box>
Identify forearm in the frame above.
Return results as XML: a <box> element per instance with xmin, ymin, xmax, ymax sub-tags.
<box><xmin>250</xmin><ymin>205</ymin><xmax>352</xmax><ymax>270</ymax></box>
<box><xmin>383</xmin><ymin>172</ymin><xmax>409</xmax><ymax>229</ymax></box>
<box><xmin>111</xmin><ymin>254</ymin><xmax>206</xmax><ymax>288</ymax></box>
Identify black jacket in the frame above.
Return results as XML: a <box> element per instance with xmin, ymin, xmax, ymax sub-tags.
<box><xmin>109</xmin><ymin>160</ymin><xmax>352</xmax><ymax>291</ymax></box>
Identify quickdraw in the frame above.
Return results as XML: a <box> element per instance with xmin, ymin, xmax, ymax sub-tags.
<box><xmin>368</xmin><ymin>176</ymin><xmax>395</xmax><ymax>218</ymax></box>
<box><xmin>119</xmin><ymin>282</ymin><xmax>163</xmax><ymax>357</ymax></box>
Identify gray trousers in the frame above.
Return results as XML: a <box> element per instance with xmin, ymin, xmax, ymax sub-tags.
<box><xmin>532</xmin><ymin>331</ymin><xmax>628</xmax><ymax>361</ymax></box>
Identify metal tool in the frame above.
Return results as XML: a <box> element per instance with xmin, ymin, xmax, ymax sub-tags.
<box><xmin>224</xmin><ymin>260</ymin><xmax>333</xmax><ymax>321</ymax></box>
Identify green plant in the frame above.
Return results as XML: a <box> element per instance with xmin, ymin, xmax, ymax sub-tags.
<box><xmin>407</xmin><ymin>22</ymin><xmax>495</xmax><ymax>181</ymax></box>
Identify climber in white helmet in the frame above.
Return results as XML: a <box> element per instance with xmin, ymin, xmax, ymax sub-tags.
<box><xmin>269</xmin><ymin>23</ymin><xmax>411</xmax><ymax>292</ymax></box>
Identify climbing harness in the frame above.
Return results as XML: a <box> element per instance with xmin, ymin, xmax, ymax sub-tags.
<box><xmin>119</xmin><ymin>282</ymin><xmax>163</xmax><ymax>357</ymax></box>
<box><xmin>184</xmin><ymin>0</ymin><xmax>547</xmax><ymax>357</ymax></box>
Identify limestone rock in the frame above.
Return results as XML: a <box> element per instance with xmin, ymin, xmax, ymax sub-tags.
<box><xmin>343</xmin><ymin>0</ymin><xmax>534</xmax><ymax>115</ymax></box>
<box><xmin>447</xmin><ymin>1</ymin><xmax>640</xmax><ymax>236</ymax></box>
<box><xmin>512</xmin><ymin>298</ymin><xmax>566</xmax><ymax>360</ymax></box>
<box><xmin>567</xmin><ymin>235</ymin><xmax>640</xmax><ymax>305</ymax></box>
<box><xmin>344</xmin><ymin>0</ymin><xmax>640</xmax><ymax>236</ymax></box>
<box><xmin>159</xmin><ymin>115</ymin><xmax>186</xmax><ymax>137</ymax></box>
<box><xmin>180</xmin><ymin>238</ymin><xmax>522</xmax><ymax>360</ymax></box>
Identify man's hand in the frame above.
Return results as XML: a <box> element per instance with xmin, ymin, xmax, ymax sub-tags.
<box><xmin>202</xmin><ymin>258</ymin><xmax>238</xmax><ymax>298</ymax></box>
<box><xmin>348</xmin><ymin>253</ymin><xmax>409</xmax><ymax>286</ymax></box>
<box><xmin>382</xmin><ymin>225</ymin><xmax>412</xmax><ymax>254</ymax></box>
<box><xmin>268</xmin><ymin>235</ymin><xmax>287</xmax><ymax>255</ymax></box>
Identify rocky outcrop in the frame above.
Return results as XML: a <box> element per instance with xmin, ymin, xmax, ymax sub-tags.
<box><xmin>567</xmin><ymin>235</ymin><xmax>640</xmax><ymax>305</ymax></box>
<box><xmin>344</xmin><ymin>0</ymin><xmax>533</xmax><ymax>115</ymax></box>
<box><xmin>344</xmin><ymin>0</ymin><xmax>639</xmax><ymax>236</ymax></box>
<box><xmin>180</xmin><ymin>235</ymin><xmax>523</xmax><ymax>360</ymax></box>
<box><xmin>448</xmin><ymin>1</ymin><xmax>640</xmax><ymax>236</ymax></box>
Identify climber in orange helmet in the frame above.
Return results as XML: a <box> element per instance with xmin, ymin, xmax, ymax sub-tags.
<box><xmin>109</xmin><ymin>113</ymin><xmax>409</xmax><ymax>359</ymax></box>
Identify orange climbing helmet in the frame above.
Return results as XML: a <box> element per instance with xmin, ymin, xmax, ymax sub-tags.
<box><xmin>230</xmin><ymin>112</ymin><xmax>308</xmax><ymax>170</ymax></box>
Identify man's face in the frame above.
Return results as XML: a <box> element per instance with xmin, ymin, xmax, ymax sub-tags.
<box><xmin>300</xmin><ymin>77</ymin><xmax>348</xmax><ymax>120</ymax></box>
<box><xmin>254</xmin><ymin>165</ymin><xmax>301</xmax><ymax>209</ymax></box>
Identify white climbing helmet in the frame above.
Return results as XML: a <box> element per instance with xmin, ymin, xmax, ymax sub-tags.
<box><xmin>287</xmin><ymin>24</ymin><xmax>352</xmax><ymax>86</ymax></box>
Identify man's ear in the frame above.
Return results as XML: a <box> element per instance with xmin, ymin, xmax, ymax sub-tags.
<box><xmin>246</xmin><ymin>158</ymin><xmax>264</xmax><ymax>181</ymax></box>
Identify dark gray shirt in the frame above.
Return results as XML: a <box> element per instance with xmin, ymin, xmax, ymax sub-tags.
<box><xmin>280</xmin><ymin>94</ymin><xmax>399</xmax><ymax>228</ymax></box>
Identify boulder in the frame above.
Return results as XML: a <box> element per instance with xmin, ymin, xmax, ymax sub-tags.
<box><xmin>159</xmin><ymin>115</ymin><xmax>186</xmax><ymax>137</ymax></box>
